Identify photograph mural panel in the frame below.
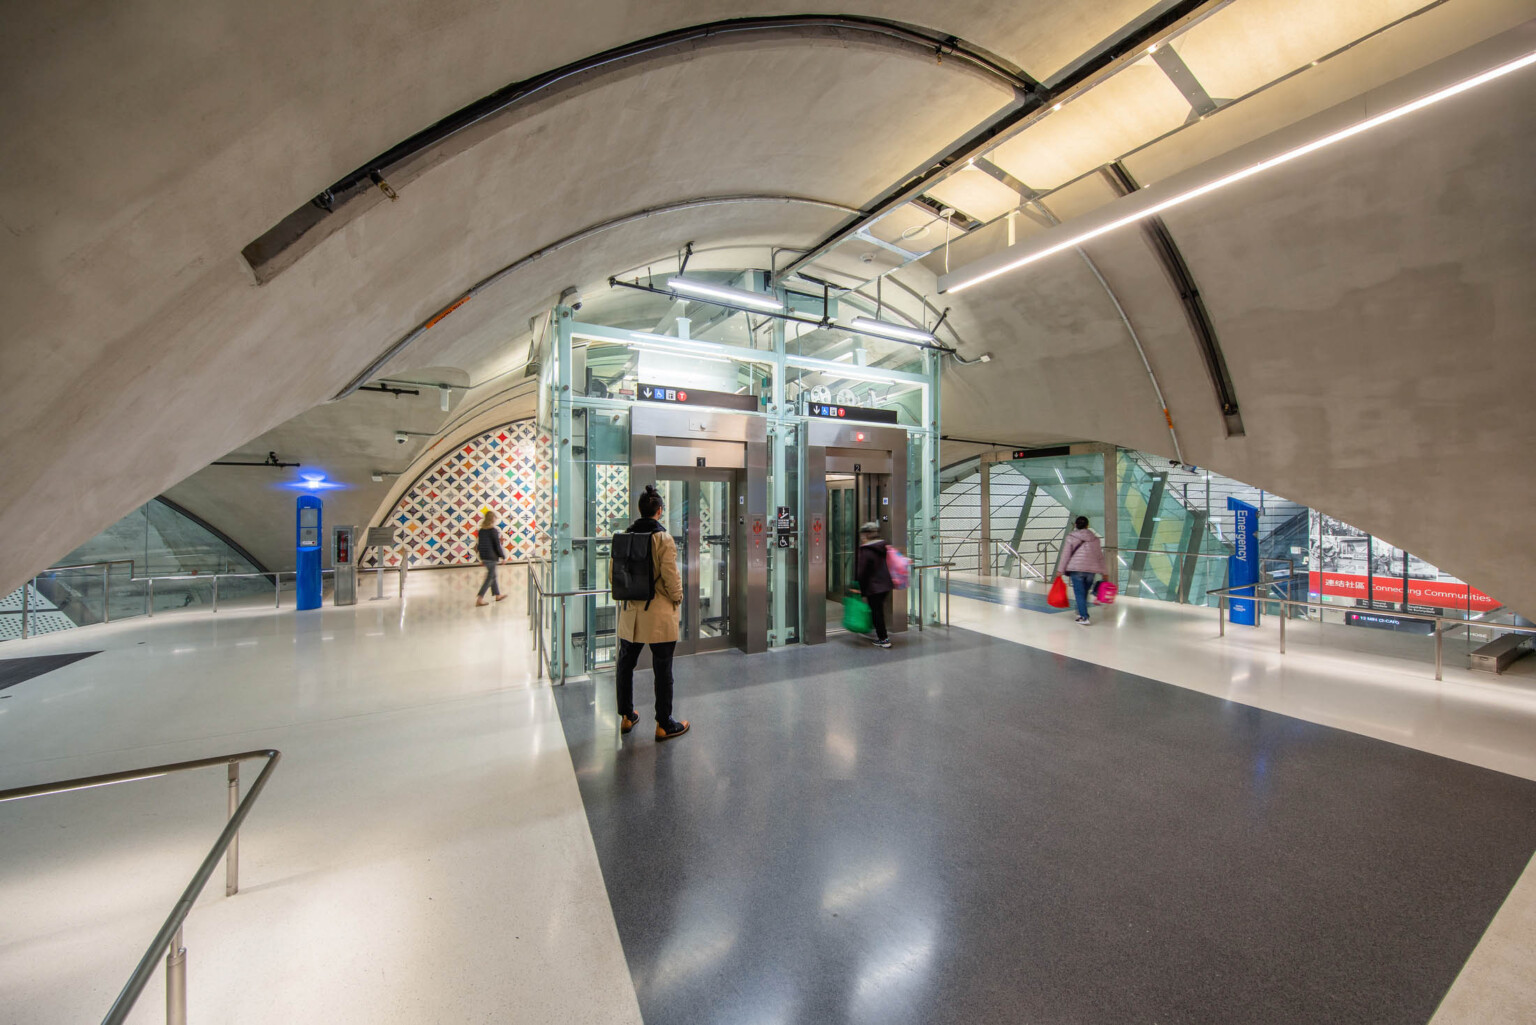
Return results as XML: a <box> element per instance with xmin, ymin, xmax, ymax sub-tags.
<box><xmin>1309</xmin><ymin>511</ymin><xmax>1497</xmax><ymax>613</ymax></box>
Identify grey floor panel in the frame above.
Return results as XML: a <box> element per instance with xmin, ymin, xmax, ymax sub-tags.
<box><xmin>554</xmin><ymin>628</ymin><xmax>1536</xmax><ymax>1025</ymax></box>
<box><xmin>0</xmin><ymin>652</ymin><xmax>99</xmax><ymax>692</ymax></box>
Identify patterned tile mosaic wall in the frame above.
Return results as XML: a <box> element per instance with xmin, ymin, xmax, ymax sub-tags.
<box><xmin>363</xmin><ymin>420</ymin><xmax>551</xmax><ymax>569</ymax></box>
<box><xmin>595</xmin><ymin>464</ymin><xmax>630</xmax><ymax>534</ymax></box>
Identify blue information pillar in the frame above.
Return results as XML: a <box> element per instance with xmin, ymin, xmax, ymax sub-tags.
<box><xmin>1227</xmin><ymin>496</ymin><xmax>1258</xmax><ymax>626</ymax></box>
<box><xmin>295</xmin><ymin>495</ymin><xmax>323</xmax><ymax>611</ymax></box>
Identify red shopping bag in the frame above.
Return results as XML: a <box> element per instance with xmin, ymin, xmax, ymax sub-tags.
<box><xmin>1047</xmin><ymin>575</ymin><xmax>1070</xmax><ymax>608</ymax></box>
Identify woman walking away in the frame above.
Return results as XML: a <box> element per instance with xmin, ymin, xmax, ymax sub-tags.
<box><xmin>855</xmin><ymin>522</ymin><xmax>894</xmax><ymax>649</ymax></box>
<box><xmin>474</xmin><ymin>510</ymin><xmax>507</xmax><ymax>607</ymax></box>
<box><xmin>1058</xmin><ymin>515</ymin><xmax>1107</xmax><ymax>625</ymax></box>
<box><xmin>614</xmin><ymin>485</ymin><xmax>690</xmax><ymax>741</ymax></box>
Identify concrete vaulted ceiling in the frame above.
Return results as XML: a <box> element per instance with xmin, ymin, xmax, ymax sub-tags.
<box><xmin>2</xmin><ymin>1</ymin><xmax>1535</xmax><ymax>614</ymax></box>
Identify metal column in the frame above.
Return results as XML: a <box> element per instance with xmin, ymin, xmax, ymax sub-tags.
<box><xmin>553</xmin><ymin>305</ymin><xmax>578</xmax><ymax>680</ymax></box>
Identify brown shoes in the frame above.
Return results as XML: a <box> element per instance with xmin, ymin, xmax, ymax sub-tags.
<box><xmin>620</xmin><ymin>712</ymin><xmax>640</xmax><ymax>735</ymax></box>
<box><xmin>656</xmin><ymin>719</ymin><xmax>690</xmax><ymax>741</ymax></box>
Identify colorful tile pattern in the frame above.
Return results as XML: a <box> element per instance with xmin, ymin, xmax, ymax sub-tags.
<box><xmin>363</xmin><ymin>420</ymin><xmax>550</xmax><ymax>569</ymax></box>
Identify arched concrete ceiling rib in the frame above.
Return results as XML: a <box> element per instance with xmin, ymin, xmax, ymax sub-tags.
<box><xmin>0</xmin><ymin>24</ymin><xmax>1011</xmax><ymax>594</ymax></box>
<box><xmin>245</xmin><ymin>15</ymin><xmax>1040</xmax><ymax>283</ymax></box>
<box><xmin>336</xmin><ymin>193</ymin><xmax>864</xmax><ymax>398</ymax></box>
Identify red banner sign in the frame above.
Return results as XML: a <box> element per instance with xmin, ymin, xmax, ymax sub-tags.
<box><xmin>1310</xmin><ymin>572</ymin><xmax>1498</xmax><ymax>611</ymax></box>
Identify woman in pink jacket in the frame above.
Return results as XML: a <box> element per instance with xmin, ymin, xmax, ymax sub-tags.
<box><xmin>1057</xmin><ymin>516</ymin><xmax>1107</xmax><ymax>625</ymax></box>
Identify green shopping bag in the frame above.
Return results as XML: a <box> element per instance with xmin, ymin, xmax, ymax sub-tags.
<box><xmin>842</xmin><ymin>593</ymin><xmax>872</xmax><ymax>634</ymax></box>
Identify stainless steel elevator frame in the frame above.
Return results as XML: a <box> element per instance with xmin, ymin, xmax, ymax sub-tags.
<box><xmin>630</xmin><ymin>405</ymin><xmax>769</xmax><ymax>655</ymax></box>
<box><xmin>803</xmin><ymin>420</ymin><xmax>909</xmax><ymax>644</ymax></box>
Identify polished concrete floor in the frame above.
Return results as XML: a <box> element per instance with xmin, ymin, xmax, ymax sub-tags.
<box><xmin>559</xmin><ymin>627</ymin><xmax>1536</xmax><ymax>1025</ymax></box>
<box><xmin>3</xmin><ymin>568</ymin><xmax>1536</xmax><ymax>1023</ymax></box>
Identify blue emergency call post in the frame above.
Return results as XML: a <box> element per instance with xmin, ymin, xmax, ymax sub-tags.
<box><xmin>296</xmin><ymin>495</ymin><xmax>323</xmax><ymax>611</ymax></box>
<box><xmin>1227</xmin><ymin>496</ymin><xmax>1259</xmax><ymax>626</ymax></box>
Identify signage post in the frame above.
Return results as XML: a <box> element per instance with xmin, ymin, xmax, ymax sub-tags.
<box><xmin>295</xmin><ymin>496</ymin><xmax>323</xmax><ymax>611</ymax></box>
<box><xmin>1228</xmin><ymin>497</ymin><xmax>1258</xmax><ymax>626</ymax></box>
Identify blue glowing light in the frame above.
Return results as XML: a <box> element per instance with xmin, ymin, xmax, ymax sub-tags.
<box><xmin>279</xmin><ymin>472</ymin><xmax>346</xmax><ymax>491</ymax></box>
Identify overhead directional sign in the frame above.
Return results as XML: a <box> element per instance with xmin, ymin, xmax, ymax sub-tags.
<box><xmin>638</xmin><ymin>383</ymin><xmax>757</xmax><ymax>412</ymax></box>
<box><xmin>806</xmin><ymin>401</ymin><xmax>899</xmax><ymax>424</ymax></box>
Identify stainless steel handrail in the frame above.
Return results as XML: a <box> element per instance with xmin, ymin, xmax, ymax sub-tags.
<box><xmin>1107</xmin><ymin>547</ymin><xmax>1227</xmax><ymax>559</ymax></box>
<box><xmin>8</xmin><ymin>560</ymin><xmax>138</xmax><ymax>637</ymax></box>
<box><xmin>1206</xmin><ymin>582</ymin><xmax>1536</xmax><ymax>682</ymax></box>
<box><xmin>911</xmin><ymin>562</ymin><xmax>954</xmax><ymax>632</ymax></box>
<box><xmin>527</xmin><ymin>566</ymin><xmax>607</xmax><ymax>685</ymax></box>
<box><xmin>0</xmin><ymin>748</ymin><xmax>281</xmax><ymax>1025</ymax></box>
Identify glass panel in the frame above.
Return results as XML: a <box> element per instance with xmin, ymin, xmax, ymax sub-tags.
<box><xmin>697</xmin><ymin>479</ymin><xmax>732</xmax><ymax>641</ymax></box>
<box><xmin>656</xmin><ymin>479</ymin><xmax>690</xmax><ymax>644</ymax></box>
<box><xmin>827</xmin><ymin>477</ymin><xmax>858</xmax><ymax>602</ymax></box>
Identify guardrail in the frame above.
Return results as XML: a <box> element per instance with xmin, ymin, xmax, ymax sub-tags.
<box><xmin>526</xmin><ymin>561</ymin><xmax>604</xmax><ymax>685</ymax></box>
<box><xmin>1206</xmin><ymin>582</ymin><xmax>1536</xmax><ymax>682</ymax></box>
<box><xmin>912</xmin><ymin>562</ymin><xmax>954</xmax><ymax>631</ymax></box>
<box><xmin>0</xmin><ymin>749</ymin><xmax>281</xmax><ymax>1025</ymax></box>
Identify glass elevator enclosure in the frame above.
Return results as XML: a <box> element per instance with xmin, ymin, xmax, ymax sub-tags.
<box><xmin>533</xmin><ymin>273</ymin><xmax>943</xmax><ymax>681</ymax></box>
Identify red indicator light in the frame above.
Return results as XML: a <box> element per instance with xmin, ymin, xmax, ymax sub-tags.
<box><xmin>855</xmin><ymin>432</ymin><xmax>866</xmax><ymax>442</ymax></box>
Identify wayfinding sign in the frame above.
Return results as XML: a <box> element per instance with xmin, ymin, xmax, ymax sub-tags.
<box><xmin>1228</xmin><ymin>497</ymin><xmax>1258</xmax><ymax>626</ymax></box>
<box><xmin>806</xmin><ymin>402</ymin><xmax>899</xmax><ymax>424</ymax></box>
<box><xmin>638</xmin><ymin>383</ymin><xmax>757</xmax><ymax>412</ymax></box>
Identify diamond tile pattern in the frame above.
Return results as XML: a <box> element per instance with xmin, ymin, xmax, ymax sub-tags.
<box><xmin>363</xmin><ymin>421</ymin><xmax>550</xmax><ymax>569</ymax></box>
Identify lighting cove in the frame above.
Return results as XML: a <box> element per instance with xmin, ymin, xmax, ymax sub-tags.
<box><xmin>666</xmin><ymin>276</ymin><xmax>784</xmax><ymax>313</ymax></box>
<box><xmin>939</xmin><ymin>47</ymin><xmax>1536</xmax><ymax>294</ymax></box>
<box><xmin>847</xmin><ymin>316</ymin><xmax>936</xmax><ymax>344</ymax></box>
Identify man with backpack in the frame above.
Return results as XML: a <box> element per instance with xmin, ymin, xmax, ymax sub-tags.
<box><xmin>610</xmin><ymin>485</ymin><xmax>690</xmax><ymax>741</ymax></box>
<box><xmin>855</xmin><ymin>521</ymin><xmax>899</xmax><ymax>649</ymax></box>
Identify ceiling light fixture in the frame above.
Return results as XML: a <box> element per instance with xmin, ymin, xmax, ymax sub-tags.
<box><xmin>941</xmin><ymin>47</ymin><xmax>1536</xmax><ymax>294</ymax></box>
<box><xmin>666</xmin><ymin>276</ymin><xmax>784</xmax><ymax>313</ymax></box>
<box><xmin>848</xmin><ymin>316</ymin><xmax>937</xmax><ymax>344</ymax></box>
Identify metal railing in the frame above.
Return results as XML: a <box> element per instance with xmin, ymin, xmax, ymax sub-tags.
<box><xmin>7</xmin><ymin>565</ymin><xmax>413</xmax><ymax>639</ymax></box>
<box><xmin>6</xmin><ymin>560</ymin><xmax>137</xmax><ymax>638</ymax></box>
<box><xmin>912</xmin><ymin>562</ymin><xmax>954</xmax><ymax>631</ymax></box>
<box><xmin>526</xmin><ymin>560</ymin><xmax>605</xmax><ymax>685</ymax></box>
<box><xmin>936</xmin><ymin>534</ymin><xmax>1052</xmax><ymax>581</ymax></box>
<box><xmin>0</xmin><ymin>749</ymin><xmax>281</xmax><ymax>1025</ymax></box>
<box><xmin>1206</xmin><ymin>582</ymin><xmax>1536</xmax><ymax>682</ymax></box>
<box><xmin>1104</xmin><ymin>546</ymin><xmax>1229</xmax><ymax>607</ymax></box>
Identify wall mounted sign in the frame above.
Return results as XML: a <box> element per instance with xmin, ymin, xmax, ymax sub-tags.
<box><xmin>806</xmin><ymin>402</ymin><xmax>899</xmax><ymax>424</ymax></box>
<box><xmin>639</xmin><ymin>383</ymin><xmax>757</xmax><ymax>412</ymax></box>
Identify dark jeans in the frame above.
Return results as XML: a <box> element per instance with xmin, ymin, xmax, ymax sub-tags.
<box><xmin>477</xmin><ymin>559</ymin><xmax>500</xmax><ymax>597</ymax></box>
<box><xmin>616</xmin><ymin>639</ymin><xmax>676</xmax><ymax>723</ymax></box>
<box><xmin>868</xmin><ymin>590</ymin><xmax>890</xmax><ymax>641</ymax></box>
<box><xmin>1067</xmin><ymin>571</ymin><xmax>1094</xmax><ymax>619</ymax></box>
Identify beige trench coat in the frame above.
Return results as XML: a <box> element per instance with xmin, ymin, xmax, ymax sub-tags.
<box><xmin>616</xmin><ymin>528</ymin><xmax>684</xmax><ymax>644</ymax></box>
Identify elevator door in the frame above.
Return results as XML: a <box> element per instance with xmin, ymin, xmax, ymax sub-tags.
<box><xmin>826</xmin><ymin>472</ymin><xmax>894</xmax><ymax>611</ymax></box>
<box><xmin>655</xmin><ymin>470</ymin><xmax>736</xmax><ymax>655</ymax></box>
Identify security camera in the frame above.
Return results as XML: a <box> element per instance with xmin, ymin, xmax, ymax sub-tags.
<box><xmin>559</xmin><ymin>285</ymin><xmax>583</xmax><ymax>311</ymax></box>
<box><xmin>394</xmin><ymin>431</ymin><xmax>408</xmax><ymax>445</ymax></box>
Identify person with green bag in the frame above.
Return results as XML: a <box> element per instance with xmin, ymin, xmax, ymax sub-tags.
<box><xmin>842</xmin><ymin>588</ymin><xmax>872</xmax><ymax>634</ymax></box>
<box><xmin>855</xmin><ymin>522</ymin><xmax>895</xmax><ymax>648</ymax></box>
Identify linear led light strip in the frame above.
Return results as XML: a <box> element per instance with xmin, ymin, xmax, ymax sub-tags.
<box><xmin>943</xmin><ymin>48</ymin><xmax>1536</xmax><ymax>294</ymax></box>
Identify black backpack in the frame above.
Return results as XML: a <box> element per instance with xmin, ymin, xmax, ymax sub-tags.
<box><xmin>611</xmin><ymin>531</ymin><xmax>656</xmax><ymax>607</ymax></box>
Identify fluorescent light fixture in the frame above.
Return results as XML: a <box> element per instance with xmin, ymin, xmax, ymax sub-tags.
<box><xmin>848</xmin><ymin>316</ymin><xmax>936</xmax><ymax>344</ymax></box>
<box><xmin>666</xmin><ymin>276</ymin><xmax>784</xmax><ymax>312</ymax></box>
<box><xmin>941</xmin><ymin>48</ymin><xmax>1536</xmax><ymax>294</ymax></box>
<box><xmin>625</xmin><ymin>340</ymin><xmax>734</xmax><ymax>365</ymax></box>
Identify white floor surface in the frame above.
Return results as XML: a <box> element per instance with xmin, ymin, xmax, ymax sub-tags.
<box><xmin>0</xmin><ymin>567</ymin><xmax>641</xmax><ymax>1025</ymax></box>
<box><xmin>2</xmin><ymin>568</ymin><xmax>1534</xmax><ymax>1022</ymax></box>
